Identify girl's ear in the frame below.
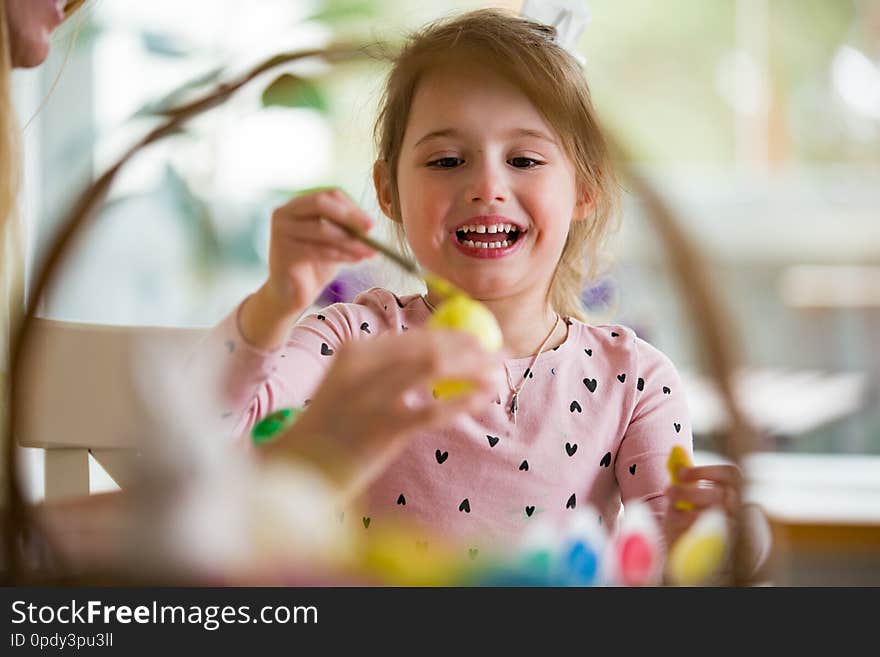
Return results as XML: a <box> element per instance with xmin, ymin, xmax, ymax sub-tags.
<box><xmin>372</xmin><ymin>160</ymin><xmax>396</xmax><ymax>221</ymax></box>
<box><xmin>572</xmin><ymin>179</ymin><xmax>595</xmax><ymax>223</ymax></box>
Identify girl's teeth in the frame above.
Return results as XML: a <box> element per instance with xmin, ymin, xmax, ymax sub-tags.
<box><xmin>460</xmin><ymin>240</ymin><xmax>511</xmax><ymax>249</ymax></box>
<box><xmin>457</xmin><ymin>223</ymin><xmax>521</xmax><ymax>234</ymax></box>
<box><xmin>457</xmin><ymin>223</ymin><xmax>522</xmax><ymax>249</ymax></box>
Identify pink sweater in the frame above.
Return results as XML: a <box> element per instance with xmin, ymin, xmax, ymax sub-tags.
<box><xmin>207</xmin><ymin>287</ymin><xmax>693</xmax><ymax>551</ymax></box>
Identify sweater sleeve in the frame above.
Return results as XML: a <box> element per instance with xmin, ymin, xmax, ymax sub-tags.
<box><xmin>614</xmin><ymin>337</ymin><xmax>694</xmax><ymax>527</ymax></box>
<box><xmin>188</xmin><ymin>289</ymin><xmax>395</xmax><ymax>443</ymax></box>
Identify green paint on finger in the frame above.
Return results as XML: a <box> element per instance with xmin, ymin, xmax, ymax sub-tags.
<box><xmin>251</xmin><ymin>407</ymin><xmax>303</xmax><ymax>445</ymax></box>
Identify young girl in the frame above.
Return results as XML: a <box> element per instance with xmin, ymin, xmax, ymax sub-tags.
<box><xmin>206</xmin><ymin>9</ymin><xmax>743</xmax><ymax>558</ymax></box>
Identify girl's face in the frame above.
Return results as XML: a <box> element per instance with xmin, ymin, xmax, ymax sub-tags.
<box><xmin>379</xmin><ymin>63</ymin><xmax>589</xmax><ymax>304</ymax></box>
<box><xmin>4</xmin><ymin>0</ymin><xmax>65</xmax><ymax>68</ymax></box>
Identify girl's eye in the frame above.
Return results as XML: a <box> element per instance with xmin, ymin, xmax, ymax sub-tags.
<box><xmin>428</xmin><ymin>157</ymin><xmax>463</xmax><ymax>168</ymax></box>
<box><xmin>508</xmin><ymin>157</ymin><xmax>543</xmax><ymax>169</ymax></box>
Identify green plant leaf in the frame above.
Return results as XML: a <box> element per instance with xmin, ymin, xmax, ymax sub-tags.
<box><xmin>160</xmin><ymin>165</ymin><xmax>223</xmax><ymax>268</ymax></box>
<box><xmin>141</xmin><ymin>31</ymin><xmax>192</xmax><ymax>58</ymax></box>
<box><xmin>307</xmin><ymin>0</ymin><xmax>377</xmax><ymax>24</ymax></box>
<box><xmin>261</xmin><ymin>74</ymin><xmax>329</xmax><ymax>112</ymax></box>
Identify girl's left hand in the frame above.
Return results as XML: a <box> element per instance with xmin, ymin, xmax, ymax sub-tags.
<box><xmin>663</xmin><ymin>464</ymin><xmax>742</xmax><ymax>546</ymax></box>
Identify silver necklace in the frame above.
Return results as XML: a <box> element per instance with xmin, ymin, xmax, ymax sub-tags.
<box><xmin>502</xmin><ymin>313</ymin><xmax>560</xmax><ymax>424</ymax></box>
<box><xmin>422</xmin><ymin>295</ymin><xmax>561</xmax><ymax>424</ymax></box>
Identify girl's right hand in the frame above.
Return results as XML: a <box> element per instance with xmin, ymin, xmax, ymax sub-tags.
<box><xmin>262</xmin><ymin>328</ymin><xmax>505</xmax><ymax>500</ymax></box>
<box><xmin>241</xmin><ymin>189</ymin><xmax>376</xmax><ymax>349</ymax></box>
<box><xmin>264</xmin><ymin>188</ymin><xmax>376</xmax><ymax>313</ymax></box>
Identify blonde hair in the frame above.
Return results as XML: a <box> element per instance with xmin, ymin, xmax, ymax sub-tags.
<box><xmin>373</xmin><ymin>8</ymin><xmax>619</xmax><ymax>321</ymax></box>
<box><xmin>0</xmin><ymin>9</ymin><xmax>20</xmax><ymax>235</ymax></box>
<box><xmin>1</xmin><ymin>0</ymin><xmax>84</xmax><ymax>513</ymax></box>
<box><xmin>1</xmin><ymin>1</ymin><xmax>86</xmax><ymax>220</ymax></box>
<box><xmin>0</xmin><ymin>1</ymin><xmax>23</xmax><ymax>515</ymax></box>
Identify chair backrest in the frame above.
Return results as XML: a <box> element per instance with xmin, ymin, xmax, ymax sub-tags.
<box><xmin>17</xmin><ymin>318</ymin><xmax>207</xmax><ymax>500</ymax></box>
<box><xmin>18</xmin><ymin>317</ymin><xmax>208</xmax><ymax>451</ymax></box>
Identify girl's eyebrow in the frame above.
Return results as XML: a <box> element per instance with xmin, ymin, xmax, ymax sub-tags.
<box><xmin>413</xmin><ymin>128</ymin><xmax>558</xmax><ymax>147</ymax></box>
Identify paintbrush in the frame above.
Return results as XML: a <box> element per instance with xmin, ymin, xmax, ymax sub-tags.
<box><xmin>329</xmin><ymin>219</ymin><xmax>460</xmax><ymax>301</ymax></box>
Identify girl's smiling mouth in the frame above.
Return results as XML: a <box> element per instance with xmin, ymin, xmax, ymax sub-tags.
<box><xmin>450</xmin><ymin>216</ymin><xmax>529</xmax><ymax>259</ymax></box>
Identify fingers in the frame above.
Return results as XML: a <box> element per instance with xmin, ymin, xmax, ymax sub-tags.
<box><xmin>328</xmin><ymin>328</ymin><xmax>502</xmax><ymax>439</ymax></box>
<box><xmin>669</xmin><ymin>465</ymin><xmax>742</xmax><ymax>518</ymax></box>
<box><xmin>375</xmin><ymin>378</ymin><xmax>496</xmax><ymax>441</ymax></box>
<box><xmin>282</xmin><ymin>188</ymin><xmax>372</xmax><ymax>228</ymax></box>
<box><xmin>270</xmin><ymin>189</ymin><xmax>376</xmax><ymax>261</ymax></box>
<box><xmin>666</xmin><ymin>481</ymin><xmax>740</xmax><ymax>516</ymax></box>
<box><xmin>355</xmin><ymin>328</ymin><xmax>503</xmax><ymax>395</ymax></box>
<box><xmin>664</xmin><ymin>504</ymin><xmax>698</xmax><ymax>540</ymax></box>
<box><xmin>666</xmin><ymin>483</ymin><xmax>726</xmax><ymax>509</ymax></box>
<box><xmin>402</xmin><ymin>389</ymin><xmax>496</xmax><ymax>433</ymax></box>
<box><xmin>275</xmin><ymin>231</ymin><xmax>370</xmax><ymax>263</ymax></box>
<box><xmin>277</xmin><ymin>189</ymin><xmax>374</xmax><ymax>235</ymax></box>
<box><xmin>274</xmin><ymin>220</ymin><xmax>373</xmax><ymax>262</ymax></box>
<box><xmin>677</xmin><ymin>464</ymin><xmax>742</xmax><ymax>487</ymax></box>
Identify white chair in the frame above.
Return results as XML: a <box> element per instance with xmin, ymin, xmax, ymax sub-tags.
<box><xmin>17</xmin><ymin>317</ymin><xmax>207</xmax><ymax>501</ymax></box>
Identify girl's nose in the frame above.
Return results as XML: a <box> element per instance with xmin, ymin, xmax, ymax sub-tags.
<box><xmin>468</xmin><ymin>161</ymin><xmax>507</xmax><ymax>204</ymax></box>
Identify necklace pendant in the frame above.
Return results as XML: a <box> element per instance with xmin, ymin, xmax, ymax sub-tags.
<box><xmin>510</xmin><ymin>392</ymin><xmax>518</xmax><ymax>424</ymax></box>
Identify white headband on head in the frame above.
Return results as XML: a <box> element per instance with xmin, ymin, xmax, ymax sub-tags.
<box><xmin>520</xmin><ymin>0</ymin><xmax>591</xmax><ymax>67</ymax></box>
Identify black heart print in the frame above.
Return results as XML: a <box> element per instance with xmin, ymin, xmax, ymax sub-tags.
<box><xmin>629</xmin><ymin>464</ymin><xmax>637</xmax><ymax>475</ymax></box>
<box><xmin>362</xmin><ymin>517</ymin><xmax>370</xmax><ymax>528</ymax></box>
<box><xmin>600</xmin><ymin>451</ymin><xmax>611</xmax><ymax>467</ymax></box>
<box><xmin>570</xmin><ymin>400</ymin><xmax>582</xmax><ymax>413</ymax></box>
<box><xmin>525</xmin><ymin>506</ymin><xmax>535</xmax><ymax>517</ymax></box>
<box><xmin>401</xmin><ymin>325</ymin><xmax>408</xmax><ymax>331</ymax></box>
<box><xmin>583</xmin><ymin>378</ymin><xmax>598</xmax><ymax>393</ymax></box>
<box><xmin>435</xmin><ymin>450</ymin><xmax>449</xmax><ymax>464</ymax></box>
<box><xmin>566</xmin><ymin>494</ymin><xmax>576</xmax><ymax>509</ymax></box>
<box><xmin>617</xmin><ymin>373</ymin><xmax>626</xmax><ymax>383</ymax></box>
<box><xmin>468</xmin><ymin>548</ymin><xmax>479</xmax><ymax>560</ymax></box>
<box><xmin>565</xmin><ymin>442</ymin><xmax>577</xmax><ymax>457</ymax></box>
<box><xmin>487</xmin><ymin>435</ymin><xmax>499</xmax><ymax>447</ymax></box>
<box><xmin>320</xmin><ymin>343</ymin><xmax>334</xmax><ymax>356</ymax></box>
<box><xmin>674</xmin><ymin>423</ymin><xmax>681</xmax><ymax>433</ymax></box>
<box><xmin>519</xmin><ymin>460</ymin><xmax>529</xmax><ymax>471</ymax></box>
<box><xmin>397</xmin><ymin>493</ymin><xmax>406</xmax><ymax>506</ymax></box>
<box><xmin>360</xmin><ymin>322</ymin><xmax>371</xmax><ymax>334</ymax></box>
<box><xmin>459</xmin><ymin>499</ymin><xmax>471</xmax><ymax>513</ymax></box>
<box><xmin>663</xmin><ymin>386</ymin><xmax>671</xmax><ymax>394</ymax></box>
<box><xmin>611</xmin><ymin>331</ymin><xmax>619</xmax><ymax>337</ymax></box>
<box><xmin>316</xmin><ymin>314</ymin><xmax>326</xmax><ymax>320</ymax></box>
<box><xmin>637</xmin><ymin>377</ymin><xmax>645</xmax><ymax>391</ymax></box>
<box><xmin>585</xmin><ymin>348</ymin><xmax>592</xmax><ymax>356</ymax></box>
